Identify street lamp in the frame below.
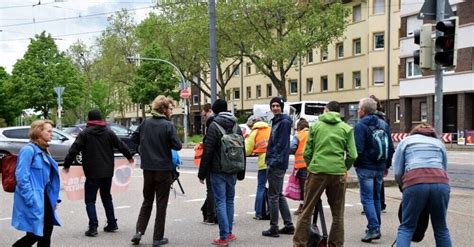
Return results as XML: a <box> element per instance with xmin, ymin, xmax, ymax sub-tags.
<box><xmin>127</xmin><ymin>55</ymin><xmax>189</xmax><ymax>144</ymax></box>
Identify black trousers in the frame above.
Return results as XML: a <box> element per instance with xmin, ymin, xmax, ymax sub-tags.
<box><xmin>135</xmin><ymin>170</ymin><xmax>172</xmax><ymax>241</ymax></box>
<box><xmin>13</xmin><ymin>192</ymin><xmax>54</xmax><ymax>247</ymax></box>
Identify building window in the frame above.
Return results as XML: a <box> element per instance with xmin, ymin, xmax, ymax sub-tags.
<box><xmin>420</xmin><ymin>102</ymin><xmax>428</xmax><ymax>122</ymax></box>
<box><xmin>234</xmin><ymin>88</ymin><xmax>240</xmax><ymax>100</ymax></box>
<box><xmin>306</xmin><ymin>78</ymin><xmax>314</xmax><ymax>93</ymax></box>
<box><xmin>266</xmin><ymin>83</ymin><xmax>272</xmax><ymax>97</ymax></box>
<box><xmin>374</xmin><ymin>0</ymin><xmax>385</xmax><ymax>15</ymax></box>
<box><xmin>226</xmin><ymin>90</ymin><xmax>231</xmax><ymax>101</ymax></box>
<box><xmin>321</xmin><ymin>76</ymin><xmax>328</xmax><ymax>92</ymax></box>
<box><xmin>353</xmin><ymin>71</ymin><xmax>361</xmax><ymax>88</ymax></box>
<box><xmin>246</xmin><ymin>86</ymin><xmax>251</xmax><ymax>99</ymax></box>
<box><xmin>233</xmin><ymin>65</ymin><xmax>240</xmax><ymax>76</ymax></box>
<box><xmin>353</xmin><ymin>38</ymin><xmax>361</xmax><ymax>55</ymax></box>
<box><xmin>246</xmin><ymin>62</ymin><xmax>252</xmax><ymax>75</ymax></box>
<box><xmin>290</xmin><ymin>58</ymin><xmax>298</xmax><ymax>67</ymax></box>
<box><xmin>406</xmin><ymin>15</ymin><xmax>422</xmax><ymax>37</ymax></box>
<box><xmin>289</xmin><ymin>80</ymin><xmax>298</xmax><ymax>94</ymax></box>
<box><xmin>374</xmin><ymin>33</ymin><xmax>384</xmax><ymax>50</ymax></box>
<box><xmin>373</xmin><ymin>67</ymin><xmax>385</xmax><ymax>85</ymax></box>
<box><xmin>256</xmin><ymin>85</ymin><xmax>262</xmax><ymax>98</ymax></box>
<box><xmin>353</xmin><ymin>5</ymin><xmax>362</xmax><ymax>22</ymax></box>
<box><xmin>395</xmin><ymin>103</ymin><xmax>400</xmax><ymax>122</ymax></box>
<box><xmin>406</xmin><ymin>58</ymin><xmax>422</xmax><ymax>78</ymax></box>
<box><xmin>336</xmin><ymin>74</ymin><xmax>344</xmax><ymax>90</ymax></box>
<box><xmin>193</xmin><ymin>95</ymin><xmax>199</xmax><ymax>105</ymax></box>
<box><xmin>336</xmin><ymin>43</ymin><xmax>344</xmax><ymax>58</ymax></box>
<box><xmin>321</xmin><ymin>48</ymin><xmax>328</xmax><ymax>61</ymax></box>
<box><xmin>307</xmin><ymin>49</ymin><xmax>313</xmax><ymax>64</ymax></box>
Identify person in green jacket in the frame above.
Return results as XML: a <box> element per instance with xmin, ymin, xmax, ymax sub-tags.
<box><xmin>293</xmin><ymin>101</ymin><xmax>357</xmax><ymax>247</ymax></box>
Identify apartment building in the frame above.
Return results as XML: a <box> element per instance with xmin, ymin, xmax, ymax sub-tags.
<box><xmin>399</xmin><ymin>0</ymin><xmax>473</xmax><ymax>133</ymax></box>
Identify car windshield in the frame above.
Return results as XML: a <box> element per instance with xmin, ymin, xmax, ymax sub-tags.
<box><xmin>305</xmin><ymin>103</ymin><xmax>325</xmax><ymax>115</ymax></box>
<box><xmin>109</xmin><ymin>124</ymin><xmax>130</xmax><ymax>135</ymax></box>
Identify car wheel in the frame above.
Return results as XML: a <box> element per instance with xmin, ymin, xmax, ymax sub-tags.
<box><xmin>75</xmin><ymin>151</ymin><xmax>83</xmax><ymax>165</ymax></box>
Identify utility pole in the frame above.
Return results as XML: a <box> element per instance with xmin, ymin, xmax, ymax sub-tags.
<box><xmin>434</xmin><ymin>0</ymin><xmax>445</xmax><ymax>135</ymax></box>
<box><xmin>209</xmin><ymin>0</ymin><xmax>217</xmax><ymax>103</ymax></box>
<box><xmin>54</xmin><ymin>86</ymin><xmax>65</xmax><ymax>129</ymax></box>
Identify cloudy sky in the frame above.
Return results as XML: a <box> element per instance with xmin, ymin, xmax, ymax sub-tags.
<box><xmin>0</xmin><ymin>0</ymin><xmax>157</xmax><ymax>73</ymax></box>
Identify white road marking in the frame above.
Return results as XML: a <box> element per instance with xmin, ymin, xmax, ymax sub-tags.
<box><xmin>0</xmin><ymin>217</ymin><xmax>12</xmax><ymax>221</ymax></box>
<box><xmin>185</xmin><ymin>198</ymin><xmax>206</xmax><ymax>202</ymax></box>
<box><xmin>116</xmin><ymin>205</ymin><xmax>131</xmax><ymax>209</ymax></box>
<box><xmin>246</xmin><ymin>212</ymin><xmax>255</xmax><ymax>215</ymax></box>
<box><xmin>248</xmin><ymin>194</ymin><xmax>256</xmax><ymax>197</ymax></box>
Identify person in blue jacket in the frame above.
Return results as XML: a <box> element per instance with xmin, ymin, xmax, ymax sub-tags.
<box><xmin>262</xmin><ymin>96</ymin><xmax>294</xmax><ymax>238</ymax></box>
<box><xmin>12</xmin><ymin>120</ymin><xmax>61</xmax><ymax>247</ymax></box>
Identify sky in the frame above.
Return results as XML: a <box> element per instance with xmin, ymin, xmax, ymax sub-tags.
<box><xmin>0</xmin><ymin>0</ymin><xmax>157</xmax><ymax>73</ymax></box>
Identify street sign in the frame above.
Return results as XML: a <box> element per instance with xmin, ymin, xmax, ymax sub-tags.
<box><xmin>180</xmin><ymin>88</ymin><xmax>191</xmax><ymax>99</ymax></box>
<box><xmin>418</xmin><ymin>0</ymin><xmax>454</xmax><ymax>20</ymax></box>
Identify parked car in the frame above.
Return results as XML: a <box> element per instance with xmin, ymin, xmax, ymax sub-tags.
<box><xmin>0</xmin><ymin>126</ymin><xmax>81</xmax><ymax>165</ymax></box>
<box><xmin>63</xmin><ymin>123</ymin><xmax>138</xmax><ymax>155</ymax></box>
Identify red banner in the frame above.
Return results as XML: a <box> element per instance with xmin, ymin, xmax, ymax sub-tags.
<box><xmin>61</xmin><ymin>159</ymin><xmax>134</xmax><ymax>201</ymax></box>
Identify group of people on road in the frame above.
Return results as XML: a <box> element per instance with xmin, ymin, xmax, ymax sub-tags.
<box><xmin>10</xmin><ymin>94</ymin><xmax>452</xmax><ymax>247</ymax></box>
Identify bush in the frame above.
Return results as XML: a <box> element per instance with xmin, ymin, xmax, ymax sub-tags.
<box><xmin>188</xmin><ymin>135</ymin><xmax>203</xmax><ymax>144</ymax></box>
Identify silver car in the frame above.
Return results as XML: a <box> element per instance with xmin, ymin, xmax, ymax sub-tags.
<box><xmin>0</xmin><ymin>126</ymin><xmax>81</xmax><ymax>165</ymax></box>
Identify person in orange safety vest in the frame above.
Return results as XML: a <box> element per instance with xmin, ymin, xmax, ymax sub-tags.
<box><xmin>245</xmin><ymin>115</ymin><xmax>271</xmax><ymax>220</ymax></box>
<box><xmin>290</xmin><ymin>118</ymin><xmax>309</xmax><ymax>215</ymax></box>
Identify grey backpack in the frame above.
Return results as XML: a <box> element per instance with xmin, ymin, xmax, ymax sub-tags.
<box><xmin>213</xmin><ymin>122</ymin><xmax>245</xmax><ymax>174</ymax></box>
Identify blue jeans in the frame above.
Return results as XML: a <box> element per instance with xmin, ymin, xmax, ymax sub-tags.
<box><xmin>255</xmin><ymin>169</ymin><xmax>267</xmax><ymax>217</ymax></box>
<box><xmin>84</xmin><ymin>177</ymin><xmax>115</xmax><ymax>227</ymax></box>
<box><xmin>210</xmin><ymin>172</ymin><xmax>237</xmax><ymax>240</ymax></box>
<box><xmin>356</xmin><ymin>168</ymin><xmax>384</xmax><ymax>232</ymax></box>
<box><xmin>397</xmin><ymin>183</ymin><xmax>451</xmax><ymax>247</ymax></box>
<box><xmin>267</xmin><ymin>166</ymin><xmax>292</xmax><ymax>229</ymax></box>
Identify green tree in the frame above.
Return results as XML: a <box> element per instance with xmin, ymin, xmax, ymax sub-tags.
<box><xmin>128</xmin><ymin>44</ymin><xmax>179</xmax><ymax>118</ymax></box>
<box><xmin>10</xmin><ymin>31</ymin><xmax>85</xmax><ymax>119</ymax></box>
<box><xmin>92</xmin><ymin>9</ymin><xmax>138</xmax><ymax>122</ymax></box>
<box><xmin>90</xmin><ymin>80</ymin><xmax>117</xmax><ymax>118</ymax></box>
<box><xmin>153</xmin><ymin>0</ymin><xmax>349</xmax><ymax>100</ymax></box>
<box><xmin>138</xmin><ymin>8</ymin><xmax>242</xmax><ymax>99</ymax></box>
<box><xmin>0</xmin><ymin>67</ymin><xmax>22</xmax><ymax>126</ymax></box>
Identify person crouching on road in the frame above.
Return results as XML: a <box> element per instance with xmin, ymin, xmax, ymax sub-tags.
<box><xmin>12</xmin><ymin>120</ymin><xmax>62</xmax><ymax>247</ymax></box>
<box><xmin>290</xmin><ymin>118</ymin><xmax>309</xmax><ymax>215</ymax></box>
<box><xmin>293</xmin><ymin>101</ymin><xmax>357</xmax><ymax>247</ymax></box>
<box><xmin>198</xmin><ymin>99</ymin><xmax>246</xmax><ymax>246</ymax></box>
<box><xmin>262</xmin><ymin>96</ymin><xmax>295</xmax><ymax>238</ymax></box>
<box><xmin>130</xmin><ymin>96</ymin><xmax>182</xmax><ymax>247</ymax></box>
<box><xmin>393</xmin><ymin>123</ymin><xmax>452</xmax><ymax>246</ymax></box>
<box><xmin>245</xmin><ymin>115</ymin><xmax>271</xmax><ymax>220</ymax></box>
<box><xmin>63</xmin><ymin>110</ymin><xmax>134</xmax><ymax>237</ymax></box>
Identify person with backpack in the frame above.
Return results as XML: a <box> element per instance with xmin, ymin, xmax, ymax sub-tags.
<box><xmin>245</xmin><ymin>115</ymin><xmax>271</xmax><ymax>220</ymax></box>
<box><xmin>354</xmin><ymin>97</ymin><xmax>394</xmax><ymax>243</ymax></box>
<box><xmin>393</xmin><ymin>123</ymin><xmax>451</xmax><ymax>246</ymax></box>
<box><xmin>198</xmin><ymin>99</ymin><xmax>246</xmax><ymax>246</ymax></box>
<box><xmin>200</xmin><ymin>103</ymin><xmax>218</xmax><ymax>225</ymax></box>
<box><xmin>290</xmin><ymin>118</ymin><xmax>309</xmax><ymax>215</ymax></box>
<box><xmin>11</xmin><ymin>120</ymin><xmax>62</xmax><ymax>247</ymax></box>
<box><xmin>262</xmin><ymin>96</ymin><xmax>295</xmax><ymax>238</ymax></box>
<box><xmin>293</xmin><ymin>101</ymin><xmax>357</xmax><ymax>247</ymax></box>
<box><xmin>130</xmin><ymin>96</ymin><xmax>182</xmax><ymax>247</ymax></box>
<box><xmin>63</xmin><ymin>110</ymin><xmax>134</xmax><ymax>237</ymax></box>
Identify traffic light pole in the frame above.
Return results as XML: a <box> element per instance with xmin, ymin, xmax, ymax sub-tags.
<box><xmin>434</xmin><ymin>0</ymin><xmax>445</xmax><ymax>136</ymax></box>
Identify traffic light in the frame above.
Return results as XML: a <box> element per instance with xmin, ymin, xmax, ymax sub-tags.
<box><xmin>413</xmin><ymin>24</ymin><xmax>434</xmax><ymax>69</ymax></box>
<box><xmin>434</xmin><ymin>17</ymin><xmax>458</xmax><ymax>67</ymax></box>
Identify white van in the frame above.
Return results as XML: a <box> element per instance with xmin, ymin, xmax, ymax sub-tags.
<box><xmin>288</xmin><ymin>101</ymin><xmax>328</xmax><ymax>126</ymax></box>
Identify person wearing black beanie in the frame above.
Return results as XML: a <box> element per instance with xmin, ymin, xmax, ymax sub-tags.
<box><xmin>212</xmin><ymin>99</ymin><xmax>228</xmax><ymax>115</ymax></box>
<box><xmin>269</xmin><ymin>96</ymin><xmax>284</xmax><ymax>111</ymax></box>
<box><xmin>88</xmin><ymin>110</ymin><xmax>103</xmax><ymax>121</ymax></box>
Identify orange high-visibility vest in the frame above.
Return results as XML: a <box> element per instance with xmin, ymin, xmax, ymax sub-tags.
<box><xmin>294</xmin><ymin>130</ymin><xmax>309</xmax><ymax>169</ymax></box>
<box><xmin>194</xmin><ymin>143</ymin><xmax>204</xmax><ymax>167</ymax></box>
<box><xmin>253</xmin><ymin>127</ymin><xmax>271</xmax><ymax>154</ymax></box>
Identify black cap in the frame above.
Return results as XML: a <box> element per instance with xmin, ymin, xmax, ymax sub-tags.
<box><xmin>270</xmin><ymin>96</ymin><xmax>284</xmax><ymax>110</ymax></box>
<box><xmin>212</xmin><ymin>99</ymin><xmax>228</xmax><ymax>115</ymax></box>
<box><xmin>88</xmin><ymin>109</ymin><xmax>103</xmax><ymax>121</ymax></box>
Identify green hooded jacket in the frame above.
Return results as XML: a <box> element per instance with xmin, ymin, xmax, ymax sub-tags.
<box><xmin>303</xmin><ymin>111</ymin><xmax>357</xmax><ymax>175</ymax></box>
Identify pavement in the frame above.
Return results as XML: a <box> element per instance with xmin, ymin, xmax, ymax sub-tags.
<box><xmin>2</xmin><ymin>160</ymin><xmax>473</xmax><ymax>246</ymax></box>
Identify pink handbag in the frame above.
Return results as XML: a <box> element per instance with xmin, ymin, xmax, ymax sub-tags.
<box><xmin>283</xmin><ymin>170</ymin><xmax>301</xmax><ymax>200</ymax></box>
